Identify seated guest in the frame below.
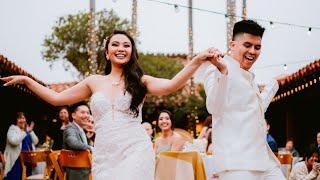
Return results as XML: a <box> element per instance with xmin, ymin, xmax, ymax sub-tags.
<box><xmin>49</xmin><ymin>106</ymin><xmax>70</xmax><ymax>150</ymax></box>
<box><xmin>85</xmin><ymin>115</ymin><xmax>95</xmax><ymax>147</ymax></box>
<box><xmin>63</xmin><ymin>102</ymin><xmax>92</xmax><ymax>180</ymax></box>
<box><xmin>63</xmin><ymin>103</ymin><xmax>92</xmax><ymax>151</ymax></box>
<box><xmin>285</xmin><ymin>139</ymin><xmax>300</xmax><ymax>157</ymax></box>
<box><xmin>265</xmin><ymin>119</ymin><xmax>278</xmax><ymax>153</ymax></box>
<box><xmin>289</xmin><ymin>145</ymin><xmax>320</xmax><ymax>180</ymax></box>
<box><xmin>154</xmin><ymin>110</ymin><xmax>185</xmax><ymax>153</ymax></box>
<box><xmin>142</xmin><ymin>122</ymin><xmax>153</xmax><ymax>139</ymax></box>
<box><xmin>41</xmin><ymin>134</ymin><xmax>54</xmax><ymax>149</ymax></box>
<box><xmin>4</xmin><ymin>112</ymin><xmax>39</xmax><ymax>179</ymax></box>
<box><xmin>316</xmin><ymin>132</ymin><xmax>320</xmax><ymax>152</ymax></box>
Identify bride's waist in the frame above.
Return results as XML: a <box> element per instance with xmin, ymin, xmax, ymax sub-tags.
<box><xmin>94</xmin><ymin>112</ymin><xmax>141</xmax><ymax>123</ymax></box>
<box><xmin>95</xmin><ymin>118</ymin><xmax>142</xmax><ymax>130</ymax></box>
<box><xmin>94</xmin><ymin>122</ymin><xmax>149</xmax><ymax>141</ymax></box>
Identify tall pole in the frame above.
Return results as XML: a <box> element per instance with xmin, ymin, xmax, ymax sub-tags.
<box><xmin>188</xmin><ymin>0</ymin><xmax>194</xmax><ymax>94</ymax></box>
<box><xmin>242</xmin><ymin>0</ymin><xmax>247</xmax><ymax>20</ymax></box>
<box><xmin>188</xmin><ymin>0</ymin><xmax>197</xmax><ymax>138</ymax></box>
<box><xmin>226</xmin><ymin>0</ymin><xmax>236</xmax><ymax>53</ymax></box>
<box><xmin>188</xmin><ymin>0</ymin><xmax>194</xmax><ymax>90</ymax></box>
<box><xmin>131</xmin><ymin>0</ymin><xmax>138</xmax><ymax>42</ymax></box>
<box><xmin>187</xmin><ymin>0</ymin><xmax>193</xmax><ymax>63</ymax></box>
<box><xmin>88</xmin><ymin>0</ymin><xmax>98</xmax><ymax>75</ymax></box>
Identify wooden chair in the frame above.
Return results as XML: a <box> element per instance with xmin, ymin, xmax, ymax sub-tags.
<box><xmin>0</xmin><ymin>151</ymin><xmax>5</xmax><ymax>180</ymax></box>
<box><xmin>48</xmin><ymin>151</ymin><xmax>63</xmax><ymax>180</ymax></box>
<box><xmin>278</xmin><ymin>153</ymin><xmax>293</xmax><ymax>179</ymax></box>
<box><xmin>57</xmin><ymin>150</ymin><xmax>92</xmax><ymax>180</ymax></box>
<box><xmin>20</xmin><ymin>150</ymin><xmax>52</xmax><ymax>180</ymax></box>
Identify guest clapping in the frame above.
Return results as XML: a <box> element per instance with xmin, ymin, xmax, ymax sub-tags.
<box><xmin>4</xmin><ymin>112</ymin><xmax>39</xmax><ymax>179</ymax></box>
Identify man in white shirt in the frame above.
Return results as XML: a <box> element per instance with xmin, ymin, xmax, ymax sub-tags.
<box><xmin>204</xmin><ymin>20</ymin><xmax>285</xmax><ymax>179</ymax></box>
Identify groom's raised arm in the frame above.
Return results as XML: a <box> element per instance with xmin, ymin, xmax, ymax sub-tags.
<box><xmin>260</xmin><ymin>79</ymin><xmax>279</xmax><ymax>113</ymax></box>
<box><xmin>204</xmin><ymin>64</ymin><xmax>228</xmax><ymax>116</ymax></box>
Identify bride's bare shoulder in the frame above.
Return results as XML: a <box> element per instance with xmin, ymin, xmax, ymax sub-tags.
<box><xmin>84</xmin><ymin>75</ymin><xmax>108</xmax><ymax>89</ymax></box>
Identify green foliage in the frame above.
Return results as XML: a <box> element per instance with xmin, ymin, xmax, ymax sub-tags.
<box><xmin>139</xmin><ymin>53</ymin><xmax>184</xmax><ymax>78</ymax></box>
<box><xmin>42</xmin><ymin>10</ymin><xmax>208</xmax><ymax>131</ymax></box>
<box><xmin>42</xmin><ymin>10</ymin><xmax>130</xmax><ymax>75</ymax></box>
<box><xmin>139</xmin><ymin>54</ymin><xmax>209</xmax><ymax>130</ymax></box>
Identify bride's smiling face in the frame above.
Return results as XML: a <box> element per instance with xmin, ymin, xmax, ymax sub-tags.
<box><xmin>105</xmin><ymin>34</ymin><xmax>132</xmax><ymax>66</ymax></box>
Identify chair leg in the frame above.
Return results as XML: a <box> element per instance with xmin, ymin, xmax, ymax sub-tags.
<box><xmin>89</xmin><ymin>173</ymin><xmax>92</xmax><ymax>180</ymax></box>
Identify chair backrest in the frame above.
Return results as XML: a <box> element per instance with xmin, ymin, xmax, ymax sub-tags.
<box><xmin>59</xmin><ymin>150</ymin><xmax>91</xmax><ymax>169</ymax></box>
<box><xmin>20</xmin><ymin>150</ymin><xmax>52</xmax><ymax>180</ymax></box>
<box><xmin>0</xmin><ymin>151</ymin><xmax>5</xmax><ymax>180</ymax></box>
<box><xmin>20</xmin><ymin>150</ymin><xmax>51</xmax><ymax>165</ymax></box>
<box><xmin>58</xmin><ymin>150</ymin><xmax>92</xmax><ymax>180</ymax></box>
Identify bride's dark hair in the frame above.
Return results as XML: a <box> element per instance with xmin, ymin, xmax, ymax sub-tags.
<box><xmin>104</xmin><ymin>30</ymin><xmax>147</xmax><ymax>117</ymax></box>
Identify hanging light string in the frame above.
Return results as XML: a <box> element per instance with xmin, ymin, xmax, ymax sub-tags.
<box><xmin>254</xmin><ymin>59</ymin><xmax>316</xmax><ymax>70</ymax></box>
<box><xmin>142</xmin><ymin>0</ymin><xmax>320</xmax><ymax>31</ymax></box>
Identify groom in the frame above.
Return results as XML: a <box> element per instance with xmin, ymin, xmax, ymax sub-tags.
<box><xmin>204</xmin><ymin>20</ymin><xmax>285</xmax><ymax>179</ymax></box>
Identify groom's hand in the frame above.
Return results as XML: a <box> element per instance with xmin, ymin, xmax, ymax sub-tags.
<box><xmin>194</xmin><ymin>48</ymin><xmax>223</xmax><ymax>63</ymax></box>
<box><xmin>210</xmin><ymin>56</ymin><xmax>227</xmax><ymax>75</ymax></box>
<box><xmin>206</xmin><ymin>48</ymin><xmax>227</xmax><ymax>75</ymax></box>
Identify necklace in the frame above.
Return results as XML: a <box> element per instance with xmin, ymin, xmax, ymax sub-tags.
<box><xmin>111</xmin><ymin>80</ymin><xmax>121</xmax><ymax>86</ymax></box>
<box><xmin>111</xmin><ymin>77</ymin><xmax>123</xmax><ymax>86</ymax></box>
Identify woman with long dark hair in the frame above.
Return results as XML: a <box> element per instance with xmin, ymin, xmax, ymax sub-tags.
<box><xmin>154</xmin><ymin>110</ymin><xmax>185</xmax><ymax>153</ymax></box>
<box><xmin>48</xmin><ymin>106</ymin><xmax>70</xmax><ymax>150</ymax></box>
<box><xmin>1</xmin><ymin>30</ymin><xmax>223</xmax><ymax>179</ymax></box>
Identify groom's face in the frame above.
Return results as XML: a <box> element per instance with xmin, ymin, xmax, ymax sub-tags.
<box><xmin>229</xmin><ymin>33</ymin><xmax>262</xmax><ymax>71</ymax></box>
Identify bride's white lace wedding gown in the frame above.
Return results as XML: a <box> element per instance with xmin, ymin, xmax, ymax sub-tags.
<box><xmin>90</xmin><ymin>91</ymin><xmax>155</xmax><ymax>180</ymax></box>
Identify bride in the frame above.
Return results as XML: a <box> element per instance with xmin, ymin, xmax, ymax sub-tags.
<box><xmin>1</xmin><ymin>30</ymin><xmax>223</xmax><ymax>180</ymax></box>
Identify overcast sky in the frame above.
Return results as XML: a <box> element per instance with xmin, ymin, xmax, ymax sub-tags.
<box><xmin>0</xmin><ymin>0</ymin><xmax>319</xmax><ymax>83</ymax></box>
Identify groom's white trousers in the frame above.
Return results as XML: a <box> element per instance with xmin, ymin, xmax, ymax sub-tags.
<box><xmin>218</xmin><ymin>165</ymin><xmax>285</xmax><ymax>180</ymax></box>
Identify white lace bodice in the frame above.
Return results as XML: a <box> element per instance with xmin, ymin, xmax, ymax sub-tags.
<box><xmin>90</xmin><ymin>91</ymin><xmax>144</xmax><ymax>127</ymax></box>
<box><xmin>89</xmin><ymin>91</ymin><xmax>154</xmax><ymax>180</ymax></box>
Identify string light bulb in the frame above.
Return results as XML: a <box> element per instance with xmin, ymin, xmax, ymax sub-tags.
<box><xmin>143</xmin><ymin>0</ymin><xmax>320</xmax><ymax>32</ymax></box>
<box><xmin>308</xmin><ymin>27</ymin><xmax>312</xmax><ymax>35</ymax></box>
<box><xmin>283</xmin><ymin>64</ymin><xmax>288</xmax><ymax>71</ymax></box>
<box><xmin>270</xmin><ymin>21</ymin><xmax>274</xmax><ymax>28</ymax></box>
<box><xmin>174</xmin><ymin>4</ymin><xmax>179</xmax><ymax>13</ymax></box>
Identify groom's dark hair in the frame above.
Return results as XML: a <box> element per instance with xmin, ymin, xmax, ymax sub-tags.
<box><xmin>232</xmin><ymin>20</ymin><xmax>265</xmax><ymax>40</ymax></box>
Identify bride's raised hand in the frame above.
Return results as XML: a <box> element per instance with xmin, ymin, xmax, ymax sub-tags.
<box><xmin>0</xmin><ymin>75</ymin><xmax>30</xmax><ymax>86</ymax></box>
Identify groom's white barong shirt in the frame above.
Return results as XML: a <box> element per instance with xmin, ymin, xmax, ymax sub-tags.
<box><xmin>204</xmin><ymin>55</ymin><xmax>280</xmax><ymax>173</ymax></box>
